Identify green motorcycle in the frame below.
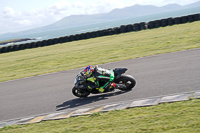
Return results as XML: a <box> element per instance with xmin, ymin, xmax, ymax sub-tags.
<box><xmin>72</xmin><ymin>68</ymin><xmax>136</xmax><ymax>98</ymax></box>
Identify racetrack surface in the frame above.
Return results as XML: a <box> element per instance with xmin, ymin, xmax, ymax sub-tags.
<box><xmin>0</xmin><ymin>48</ymin><xmax>200</xmax><ymax>121</ymax></box>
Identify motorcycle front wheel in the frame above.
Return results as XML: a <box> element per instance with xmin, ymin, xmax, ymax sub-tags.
<box><xmin>115</xmin><ymin>75</ymin><xmax>136</xmax><ymax>91</ymax></box>
<box><xmin>72</xmin><ymin>87</ymin><xmax>90</xmax><ymax>98</ymax></box>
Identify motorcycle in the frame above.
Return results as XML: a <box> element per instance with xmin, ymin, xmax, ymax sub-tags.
<box><xmin>72</xmin><ymin>68</ymin><xmax>136</xmax><ymax>98</ymax></box>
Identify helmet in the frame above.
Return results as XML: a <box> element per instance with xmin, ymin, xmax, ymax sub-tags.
<box><xmin>84</xmin><ymin>65</ymin><xmax>94</xmax><ymax>77</ymax></box>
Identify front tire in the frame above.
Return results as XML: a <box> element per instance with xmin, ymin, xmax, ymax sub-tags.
<box><xmin>72</xmin><ymin>87</ymin><xmax>90</xmax><ymax>98</ymax></box>
<box><xmin>115</xmin><ymin>75</ymin><xmax>136</xmax><ymax>91</ymax></box>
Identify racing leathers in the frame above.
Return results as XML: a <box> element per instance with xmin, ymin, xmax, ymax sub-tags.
<box><xmin>86</xmin><ymin>66</ymin><xmax>115</xmax><ymax>93</ymax></box>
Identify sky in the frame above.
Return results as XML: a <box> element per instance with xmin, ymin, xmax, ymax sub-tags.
<box><xmin>0</xmin><ymin>0</ymin><xmax>199</xmax><ymax>34</ymax></box>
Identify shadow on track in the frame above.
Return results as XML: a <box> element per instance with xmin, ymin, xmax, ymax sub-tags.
<box><xmin>56</xmin><ymin>90</ymin><xmax>130</xmax><ymax>111</ymax></box>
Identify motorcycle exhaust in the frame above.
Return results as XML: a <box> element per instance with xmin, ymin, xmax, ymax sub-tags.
<box><xmin>115</xmin><ymin>83</ymin><xmax>126</xmax><ymax>89</ymax></box>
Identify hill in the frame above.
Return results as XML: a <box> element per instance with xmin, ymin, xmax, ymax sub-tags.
<box><xmin>38</xmin><ymin>1</ymin><xmax>200</xmax><ymax>31</ymax></box>
<box><xmin>0</xmin><ymin>1</ymin><xmax>200</xmax><ymax>40</ymax></box>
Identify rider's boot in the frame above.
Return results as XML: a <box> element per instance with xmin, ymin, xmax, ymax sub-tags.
<box><xmin>109</xmin><ymin>83</ymin><xmax>116</xmax><ymax>91</ymax></box>
<box><xmin>98</xmin><ymin>87</ymin><xmax>104</xmax><ymax>93</ymax></box>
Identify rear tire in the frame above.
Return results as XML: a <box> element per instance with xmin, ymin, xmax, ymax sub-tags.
<box><xmin>115</xmin><ymin>75</ymin><xmax>136</xmax><ymax>91</ymax></box>
<box><xmin>72</xmin><ymin>87</ymin><xmax>90</xmax><ymax>98</ymax></box>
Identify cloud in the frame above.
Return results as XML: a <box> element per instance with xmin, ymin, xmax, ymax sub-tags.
<box><xmin>2</xmin><ymin>7</ymin><xmax>16</xmax><ymax>18</ymax></box>
<box><xmin>83</xmin><ymin>0</ymin><xmax>136</xmax><ymax>14</ymax></box>
<box><xmin>0</xmin><ymin>0</ymin><xmax>199</xmax><ymax>34</ymax></box>
<box><xmin>15</xmin><ymin>20</ymin><xmax>31</xmax><ymax>25</ymax></box>
<box><xmin>47</xmin><ymin>0</ymin><xmax>86</xmax><ymax>17</ymax></box>
<box><xmin>0</xmin><ymin>7</ymin><xmax>57</xmax><ymax>34</ymax></box>
<box><xmin>0</xmin><ymin>0</ymin><xmax>137</xmax><ymax>34</ymax></box>
<box><xmin>163</xmin><ymin>0</ymin><xmax>200</xmax><ymax>5</ymax></box>
<box><xmin>132</xmin><ymin>0</ymin><xmax>200</xmax><ymax>6</ymax></box>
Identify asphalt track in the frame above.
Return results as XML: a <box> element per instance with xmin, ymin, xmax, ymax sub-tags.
<box><xmin>0</xmin><ymin>48</ymin><xmax>200</xmax><ymax>122</ymax></box>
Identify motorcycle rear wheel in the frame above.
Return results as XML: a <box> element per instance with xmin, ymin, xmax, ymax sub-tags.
<box><xmin>72</xmin><ymin>87</ymin><xmax>90</xmax><ymax>98</ymax></box>
<box><xmin>115</xmin><ymin>75</ymin><xmax>136</xmax><ymax>91</ymax></box>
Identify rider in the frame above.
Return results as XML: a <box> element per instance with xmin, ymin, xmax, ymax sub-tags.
<box><xmin>84</xmin><ymin>65</ymin><xmax>116</xmax><ymax>93</ymax></box>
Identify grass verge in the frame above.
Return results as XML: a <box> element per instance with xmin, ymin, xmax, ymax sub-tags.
<box><xmin>0</xmin><ymin>21</ymin><xmax>200</xmax><ymax>82</ymax></box>
<box><xmin>1</xmin><ymin>99</ymin><xmax>200</xmax><ymax>133</ymax></box>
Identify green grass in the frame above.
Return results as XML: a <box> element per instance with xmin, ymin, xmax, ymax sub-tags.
<box><xmin>0</xmin><ymin>39</ymin><xmax>17</xmax><ymax>43</ymax></box>
<box><xmin>0</xmin><ymin>39</ymin><xmax>25</xmax><ymax>44</ymax></box>
<box><xmin>0</xmin><ymin>21</ymin><xmax>200</xmax><ymax>82</ymax></box>
<box><xmin>1</xmin><ymin>99</ymin><xmax>200</xmax><ymax>133</ymax></box>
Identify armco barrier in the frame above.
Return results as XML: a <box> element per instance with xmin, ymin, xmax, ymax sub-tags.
<box><xmin>91</xmin><ymin>31</ymin><xmax>96</xmax><ymax>38</ymax></box>
<box><xmin>87</xmin><ymin>32</ymin><xmax>91</xmax><ymax>38</ymax></box>
<box><xmin>94</xmin><ymin>31</ymin><xmax>99</xmax><ymax>37</ymax></box>
<box><xmin>13</xmin><ymin>45</ymin><xmax>19</xmax><ymax>51</ymax></box>
<box><xmin>90</xmin><ymin>32</ymin><xmax>96</xmax><ymax>38</ymax></box>
<box><xmin>6</xmin><ymin>46</ymin><xmax>11</xmax><ymax>52</ymax></box>
<box><xmin>167</xmin><ymin>17</ymin><xmax>174</xmax><ymax>25</ymax></box>
<box><xmin>133</xmin><ymin>23</ymin><xmax>140</xmax><ymax>31</ymax></box>
<box><xmin>194</xmin><ymin>13</ymin><xmax>200</xmax><ymax>21</ymax></box>
<box><xmin>80</xmin><ymin>33</ymin><xmax>86</xmax><ymax>39</ymax></box>
<box><xmin>120</xmin><ymin>25</ymin><xmax>126</xmax><ymax>33</ymax></box>
<box><xmin>59</xmin><ymin>37</ymin><xmax>64</xmax><ymax>43</ymax></box>
<box><xmin>7</xmin><ymin>46</ymin><xmax>12</xmax><ymax>52</ymax></box>
<box><xmin>0</xmin><ymin>13</ymin><xmax>199</xmax><ymax>54</ymax></box>
<box><xmin>32</xmin><ymin>42</ymin><xmax>38</xmax><ymax>48</ymax></box>
<box><xmin>58</xmin><ymin>37</ymin><xmax>63</xmax><ymax>43</ymax></box>
<box><xmin>113</xmin><ymin>27</ymin><xmax>120</xmax><ymax>34</ymax></box>
<box><xmin>154</xmin><ymin>20</ymin><xmax>161</xmax><ymax>28</ymax></box>
<box><xmin>43</xmin><ymin>40</ymin><xmax>48</xmax><ymax>46</ymax></box>
<box><xmin>64</xmin><ymin>36</ymin><xmax>70</xmax><ymax>42</ymax></box>
<box><xmin>18</xmin><ymin>44</ymin><xmax>24</xmax><ymax>50</ymax></box>
<box><xmin>46</xmin><ymin>39</ymin><xmax>52</xmax><ymax>46</ymax></box>
<box><xmin>173</xmin><ymin>17</ymin><xmax>181</xmax><ymax>24</ymax></box>
<box><xmin>188</xmin><ymin>15</ymin><xmax>195</xmax><ymax>22</ymax></box>
<box><xmin>85</xmin><ymin>32</ymin><xmax>90</xmax><ymax>39</ymax></box>
<box><xmin>180</xmin><ymin>16</ymin><xmax>188</xmax><ymax>23</ymax></box>
<box><xmin>23</xmin><ymin>43</ymin><xmax>29</xmax><ymax>49</ymax></box>
<box><xmin>89</xmin><ymin>32</ymin><xmax>94</xmax><ymax>38</ymax></box>
<box><xmin>99</xmin><ymin>30</ymin><xmax>104</xmax><ymax>36</ymax></box>
<box><xmin>161</xmin><ymin>19</ymin><xmax>168</xmax><ymax>27</ymax></box>
<box><xmin>75</xmin><ymin>34</ymin><xmax>81</xmax><ymax>40</ymax></box>
<box><xmin>69</xmin><ymin>35</ymin><xmax>74</xmax><ymax>41</ymax></box>
<box><xmin>93</xmin><ymin>31</ymin><xmax>97</xmax><ymax>37</ymax></box>
<box><xmin>104</xmin><ymin>29</ymin><xmax>109</xmax><ymax>35</ymax></box>
<box><xmin>108</xmin><ymin>28</ymin><xmax>114</xmax><ymax>35</ymax></box>
<box><xmin>35</xmin><ymin>41</ymin><xmax>41</xmax><ymax>47</ymax></box>
<box><xmin>90</xmin><ymin>32</ymin><xmax>94</xmax><ymax>38</ymax></box>
<box><xmin>53</xmin><ymin>38</ymin><xmax>59</xmax><ymax>44</ymax></box>
<box><xmin>147</xmin><ymin>21</ymin><xmax>155</xmax><ymax>29</ymax></box>
<box><xmin>27</xmin><ymin>42</ymin><xmax>33</xmax><ymax>48</ymax></box>
<box><xmin>0</xmin><ymin>47</ymin><xmax>5</xmax><ymax>53</ymax></box>
<box><xmin>126</xmin><ymin>24</ymin><xmax>134</xmax><ymax>32</ymax></box>
<box><xmin>41</xmin><ymin>41</ymin><xmax>45</xmax><ymax>47</ymax></box>
<box><xmin>97</xmin><ymin>30</ymin><xmax>102</xmax><ymax>37</ymax></box>
<box><xmin>139</xmin><ymin>22</ymin><xmax>147</xmax><ymax>30</ymax></box>
<box><xmin>9</xmin><ymin>45</ymin><xmax>14</xmax><ymax>51</ymax></box>
<box><xmin>103</xmin><ymin>29</ymin><xmax>108</xmax><ymax>35</ymax></box>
